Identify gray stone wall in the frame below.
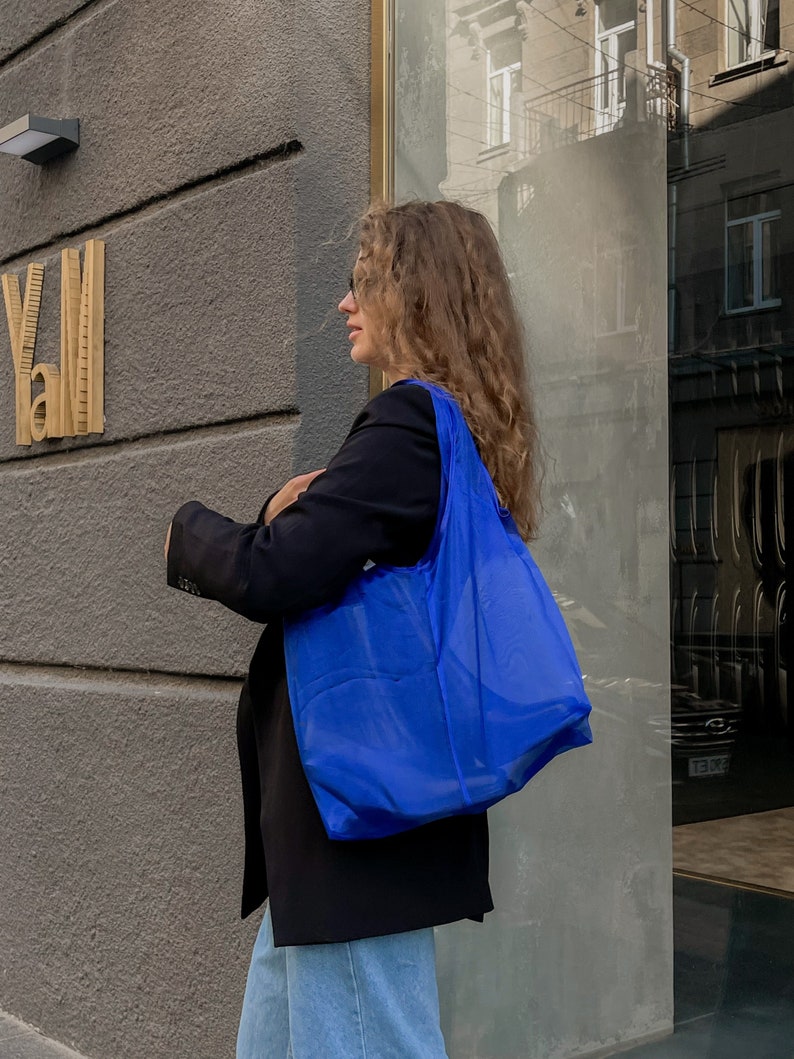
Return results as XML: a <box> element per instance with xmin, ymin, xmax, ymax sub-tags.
<box><xmin>0</xmin><ymin>3</ymin><xmax>370</xmax><ymax>1057</ymax></box>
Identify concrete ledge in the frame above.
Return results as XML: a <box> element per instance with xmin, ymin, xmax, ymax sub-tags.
<box><xmin>0</xmin><ymin>1011</ymin><xmax>89</xmax><ymax>1059</ymax></box>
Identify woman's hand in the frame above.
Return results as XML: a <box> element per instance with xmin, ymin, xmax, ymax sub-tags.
<box><xmin>164</xmin><ymin>521</ymin><xmax>172</xmax><ymax>561</ymax></box>
<box><xmin>264</xmin><ymin>469</ymin><xmax>326</xmax><ymax>525</ymax></box>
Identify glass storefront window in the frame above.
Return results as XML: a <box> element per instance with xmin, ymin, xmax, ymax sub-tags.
<box><xmin>390</xmin><ymin>0</ymin><xmax>794</xmax><ymax>1054</ymax></box>
<box><xmin>393</xmin><ymin>1</ymin><xmax>670</xmax><ymax>1054</ymax></box>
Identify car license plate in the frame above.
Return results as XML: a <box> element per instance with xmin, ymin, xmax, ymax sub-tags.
<box><xmin>688</xmin><ymin>754</ymin><xmax>730</xmax><ymax>778</ymax></box>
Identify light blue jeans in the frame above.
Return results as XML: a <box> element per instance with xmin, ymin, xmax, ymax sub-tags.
<box><xmin>236</xmin><ymin>906</ymin><xmax>449</xmax><ymax>1058</ymax></box>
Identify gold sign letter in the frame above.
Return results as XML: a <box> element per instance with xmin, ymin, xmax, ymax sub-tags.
<box><xmin>2</xmin><ymin>239</ymin><xmax>104</xmax><ymax>446</ymax></box>
<box><xmin>30</xmin><ymin>363</ymin><xmax>62</xmax><ymax>441</ymax></box>
<box><xmin>2</xmin><ymin>263</ymin><xmax>44</xmax><ymax>446</ymax></box>
<box><xmin>60</xmin><ymin>240</ymin><xmax>104</xmax><ymax>437</ymax></box>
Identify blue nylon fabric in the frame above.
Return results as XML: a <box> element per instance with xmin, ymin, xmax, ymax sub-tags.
<box><xmin>283</xmin><ymin>380</ymin><xmax>593</xmax><ymax>841</ymax></box>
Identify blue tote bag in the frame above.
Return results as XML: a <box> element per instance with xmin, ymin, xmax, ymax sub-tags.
<box><xmin>283</xmin><ymin>380</ymin><xmax>592</xmax><ymax>841</ymax></box>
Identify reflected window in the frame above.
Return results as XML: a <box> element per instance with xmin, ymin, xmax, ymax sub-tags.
<box><xmin>487</xmin><ymin>35</ymin><xmax>521</xmax><ymax>148</ymax></box>
<box><xmin>726</xmin><ymin>0</ymin><xmax>780</xmax><ymax>67</ymax></box>
<box><xmin>595</xmin><ymin>0</ymin><xmax>637</xmax><ymax>131</ymax></box>
<box><xmin>596</xmin><ymin>245</ymin><xmax>639</xmax><ymax>335</ymax></box>
<box><xmin>725</xmin><ymin>190</ymin><xmax>781</xmax><ymax>313</ymax></box>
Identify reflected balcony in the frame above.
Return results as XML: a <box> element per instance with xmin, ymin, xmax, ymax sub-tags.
<box><xmin>523</xmin><ymin>65</ymin><xmax>679</xmax><ymax>155</ymax></box>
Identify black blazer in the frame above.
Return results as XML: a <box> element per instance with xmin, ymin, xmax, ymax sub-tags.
<box><xmin>167</xmin><ymin>381</ymin><xmax>492</xmax><ymax>946</ymax></box>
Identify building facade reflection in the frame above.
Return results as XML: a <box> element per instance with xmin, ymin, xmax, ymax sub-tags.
<box><xmin>394</xmin><ymin>0</ymin><xmax>793</xmax><ymax>1054</ymax></box>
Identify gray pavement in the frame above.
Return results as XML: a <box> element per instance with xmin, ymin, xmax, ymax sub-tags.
<box><xmin>0</xmin><ymin>1013</ymin><xmax>88</xmax><ymax>1059</ymax></box>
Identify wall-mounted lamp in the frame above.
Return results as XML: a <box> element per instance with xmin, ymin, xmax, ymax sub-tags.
<box><xmin>0</xmin><ymin>114</ymin><xmax>79</xmax><ymax>164</ymax></box>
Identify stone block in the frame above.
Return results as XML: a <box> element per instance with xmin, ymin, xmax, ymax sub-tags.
<box><xmin>0</xmin><ymin>161</ymin><xmax>298</xmax><ymax>461</ymax></box>
<box><xmin>0</xmin><ymin>418</ymin><xmax>301</xmax><ymax>675</ymax></box>
<box><xmin>291</xmin><ymin>0</ymin><xmax>373</xmax><ymax>467</ymax></box>
<box><xmin>0</xmin><ymin>665</ymin><xmax>253</xmax><ymax>1059</ymax></box>
<box><xmin>0</xmin><ymin>0</ymin><xmax>295</xmax><ymax>259</ymax></box>
<box><xmin>0</xmin><ymin>1</ymin><xmax>85</xmax><ymax>62</ymax></box>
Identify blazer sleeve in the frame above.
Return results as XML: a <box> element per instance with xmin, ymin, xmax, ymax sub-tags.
<box><xmin>166</xmin><ymin>383</ymin><xmax>440</xmax><ymax>623</ymax></box>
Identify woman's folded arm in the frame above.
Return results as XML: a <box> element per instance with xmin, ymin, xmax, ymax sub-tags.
<box><xmin>166</xmin><ymin>384</ymin><xmax>440</xmax><ymax>623</ymax></box>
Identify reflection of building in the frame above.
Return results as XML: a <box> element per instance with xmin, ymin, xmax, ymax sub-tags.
<box><xmin>443</xmin><ymin>0</ymin><xmax>673</xmax><ymax>230</ymax></box>
<box><xmin>443</xmin><ymin>0</ymin><xmax>672</xmax><ymax>372</ymax></box>
<box><xmin>667</xmin><ymin>0</ymin><xmax>794</xmax><ymax>782</ymax></box>
<box><xmin>398</xmin><ymin>8</ymin><xmax>673</xmax><ymax>1057</ymax></box>
<box><xmin>390</xmin><ymin>2</ymin><xmax>794</xmax><ymax>1055</ymax></box>
<box><xmin>442</xmin><ymin>0</ymin><xmax>793</xmax><ymax>790</ymax></box>
<box><xmin>444</xmin><ymin>0</ymin><xmax>670</xmax><ymax>634</ymax></box>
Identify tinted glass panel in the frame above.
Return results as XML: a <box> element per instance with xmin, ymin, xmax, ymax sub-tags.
<box><xmin>395</xmin><ymin>1</ymin><xmax>670</xmax><ymax>1055</ymax></box>
<box><xmin>665</xmin><ymin>0</ymin><xmax>794</xmax><ymax>1046</ymax></box>
<box><xmin>393</xmin><ymin>0</ymin><xmax>794</xmax><ymax>1054</ymax></box>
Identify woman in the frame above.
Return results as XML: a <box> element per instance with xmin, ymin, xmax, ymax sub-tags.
<box><xmin>165</xmin><ymin>200</ymin><xmax>541</xmax><ymax>1058</ymax></box>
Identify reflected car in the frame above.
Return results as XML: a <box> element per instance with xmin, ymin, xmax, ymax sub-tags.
<box><xmin>552</xmin><ymin>590</ymin><xmax>743</xmax><ymax>780</ymax></box>
<box><xmin>670</xmin><ymin>686</ymin><xmax>741</xmax><ymax>779</ymax></box>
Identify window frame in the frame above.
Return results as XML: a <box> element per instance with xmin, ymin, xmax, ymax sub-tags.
<box><xmin>724</xmin><ymin>198</ymin><xmax>782</xmax><ymax>314</ymax></box>
<box><xmin>724</xmin><ymin>0</ymin><xmax>775</xmax><ymax>68</ymax></box>
<box><xmin>486</xmin><ymin>52</ymin><xmax>521</xmax><ymax>149</ymax></box>
<box><xmin>595</xmin><ymin>244</ymin><xmax>640</xmax><ymax>336</ymax></box>
<box><xmin>594</xmin><ymin>3</ymin><xmax>637</xmax><ymax>132</ymax></box>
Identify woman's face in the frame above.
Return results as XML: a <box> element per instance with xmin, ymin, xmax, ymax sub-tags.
<box><xmin>338</xmin><ymin>285</ymin><xmax>378</xmax><ymax>369</ymax></box>
<box><xmin>338</xmin><ymin>274</ymin><xmax>410</xmax><ymax>384</ymax></box>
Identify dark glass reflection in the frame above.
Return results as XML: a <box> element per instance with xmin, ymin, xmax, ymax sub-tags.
<box><xmin>618</xmin><ymin>877</ymin><xmax>794</xmax><ymax>1057</ymax></box>
<box><xmin>667</xmin><ymin>0</ymin><xmax>794</xmax><ymax>907</ymax></box>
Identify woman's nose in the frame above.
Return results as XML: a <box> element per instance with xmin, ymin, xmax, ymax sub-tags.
<box><xmin>338</xmin><ymin>290</ymin><xmax>356</xmax><ymax>313</ymax></box>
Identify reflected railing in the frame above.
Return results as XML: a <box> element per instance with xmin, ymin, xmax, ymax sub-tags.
<box><xmin>650</xmin><ymin>66</ymin><xmax>680</xmax><ymax>132</ymax></box>
<box><xmin>523</xmin><ymin>65</ymin><xmax>679</xmax><ymax>155</ymax></box>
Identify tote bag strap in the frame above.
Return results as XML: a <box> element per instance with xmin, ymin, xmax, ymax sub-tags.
<box><xmin>394</xmin><ymin>379</ymin><xmax>461</xmax><ymax>562</ymax></box>
<box><xmin>399</xmin><ymin>378</ymin><xmax>506</xmax><ymax>526</ymax></box>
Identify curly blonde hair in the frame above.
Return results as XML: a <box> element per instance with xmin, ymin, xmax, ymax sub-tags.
<box><xmin>354</xmin><ymin>200</ymin><xmax>542</xmax><ymax>540</ymax></box>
